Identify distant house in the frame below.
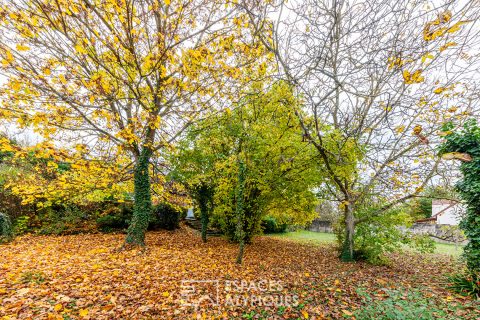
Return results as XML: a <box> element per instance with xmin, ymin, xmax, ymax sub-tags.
<box><xmin>416</xmin><ymin>199</ymin><xmax>463</xmax><ymax>225</ymax></box>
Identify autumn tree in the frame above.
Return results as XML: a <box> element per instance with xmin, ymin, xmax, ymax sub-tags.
<box><xmin>0</xmin><ymin>0</ymin><xmax>267</xmax><ymax>246</ymax></box>
<box><xmin>244</xmin><ymin>0</ymin><xmax>480</xmax><ymax>260</ymax></box>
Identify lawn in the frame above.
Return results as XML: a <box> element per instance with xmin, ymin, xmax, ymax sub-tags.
<box><xmin>269</xmin><ymin>230</ymin><xmax>465</xmax><ymax>256</ymax></box>
<box><xmin>0</xmin><ymin>228</ymin><xmax>477</xmax><ymax>319</ymax></box>
<box><xmin>268</xmin><ymin>230</ymin><xmax>336</xmax><ymax>244</ymax></box>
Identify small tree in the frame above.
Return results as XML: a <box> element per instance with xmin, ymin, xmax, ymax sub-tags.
<box><xmin>174</xmin><ymin>81</ymin><xmax>321</xmax><ymax>261</ymax></box>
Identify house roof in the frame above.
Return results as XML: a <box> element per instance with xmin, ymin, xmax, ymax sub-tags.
<box><xmin>432</xmin><ymin>199</ymin><xmax>457</xmax><ymax>205</ymax></box>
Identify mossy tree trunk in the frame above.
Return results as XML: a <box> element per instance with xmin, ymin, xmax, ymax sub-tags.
<box><xmin>125</xmin><ymin>147</ymin><xmax>153</xmax><ymax>247</ymax></box>
<box><xmin>200</xmin><ymin>206</ymin><xmax>209</xmax><ymax>243</ymax></box>
<box><xmin>198</xmin><ymin>184</ymin><xmax>211</xmax><ymax>243</ymax></box>
<box><xmin>340</xmin><ymin>205</ymin><xmax>355</xmax><ymax>262</ymax></box>
<box><xmin>235</xmin><ymin>160</ymin><xmax>246</xmax><ymax>264</ymax></box>
<box><xmin>193</xmin><ymin>183</ymin><xmax>214</xmax><ymax>243</ymax></box>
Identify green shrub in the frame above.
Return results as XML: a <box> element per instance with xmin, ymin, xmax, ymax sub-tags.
<box><xmin>406</xmin><ymin>233</ymin><xmax>436</xmax><ymax>253</ymax></box>
<box><xmin>439</xmin><ymin>119</ymin><xmax>480</xmax><ymax>274</ymax></box>
<box><xmin>261</xmin><ymin>216</ymin><xmax>287</xmax><ymax>234</ymax></box>
<box><xmin>96</xmin><ymin>215</ymin><xmax>128</xmax><ymax>232</ymax></box>
<box><xmin>354</xmin><ymin>288</ymin><xmax>478</xmax><ymax>320</ymax></box>
<box><xmin>96</xmin><ymin>204</ymin><xmax>132</xmax><ymax>232</ymax></box>
<box><xmin>447</xmin><ymin>272</ymin><xmax>480</xmax><ymax>298</ymax></box>
<box><xmin>338</xmin><ymin>205</ymin><xmax>434</xmax><ymax>265</ymax></box>
<box><xmin>37</xmin><ymin>204</ymin><xmax>97</xmax><ymax>235</ymax></box>
<box><xmin>13</xmin><ymin>215</ymin><xmax>30</xmax><ymax>235</ymax></box>
<box><xmin>0</xmin><ymin>212</ymin><xmax>13</xmax><ymax>243</ymax></box>
<box><xmin>38</xmin><ymin>205</ymin><xmax>79</xmax><ymax>235</ymax></box>
<box><xmin>151</xmin><ymin>203</ymin><xmax>180</xmax><ymax>230</ymax></box>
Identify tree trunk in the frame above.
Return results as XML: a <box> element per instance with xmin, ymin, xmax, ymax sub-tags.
<box><xmin>199</xmin><ymin>196</ymin><xmax>209</xmax><ymax>243</ymax></box>
<box><xmin>340</xmin><ymin>205</ymin><xmax>355</xmax><ymax>262</ymax></box>
<box><xmin>236</xmin><ymin>240</ymin><xmax>245</xmax><ymax>265</ymax></box>
<box><xmin>235</xmin><ymin>160</ymin><xmax>246</xmax><ymax>264</ymax></box>
<box><xmin>197</xmin><ymin>184</ymin><xmax>212</xmax><ymax>243</ymax></box>
<box><xmin>125</xmin><ymin>148</ymin><xmax>152</xmax><ymax>247</ymax></box>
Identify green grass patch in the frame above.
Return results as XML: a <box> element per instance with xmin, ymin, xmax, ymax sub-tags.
<box><xmin>267</xmin><ymin>230</ymin><xmax>336</xmax><ymax>244</ymax></box>
<box><xmin>269</xmin><ymin>230</ymin><xmax>465</xmax><ymax>256</ymax></box>
<box><xmin>434</xmin><ymin>242</ymin><xmax>464</xmax><ymax>256</ymax></box>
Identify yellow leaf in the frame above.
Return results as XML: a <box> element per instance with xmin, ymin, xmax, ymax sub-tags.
<box><xmin>433</xmin><ymin>87</ymin><xmax>446</xmax><ymax>94</ymax></box>
<box><xmin>439</xmin><ymin>42</ymin><xmax>457</xmax><ymax>52</ymax></box>
<box><xmin>59</xmin><ymin>74</ymin><xmax>67</xmax><ymax>85</ymax></box>
<box><xmin>448</xmin><ymin>106</ymin><xmax>458</xmax><ymax>113</ymax></box>
<box><xmin>16</xmin><ymin>44</ymin><xmax>30</xmax><ymax>51</ymax></box>
<box><xmin>441</xmin><ymin>11</ymin><xmax>452</xmax><ymax>22</ymax></box>
<box><xmin>74</xmin><ymin>44</ymin><xmax>87</xmax><ymax>54</ymax></box>
<box><xmin>301</xmin><ymin>310</ymin><xmax>309</xmax><ymax>319</ymax></box>
<box><xmin>54</xmin><ymin>303</ymin><xmax>63</xmax><ymax>312</ymax></box>
<box><xmin>421</xmin><ymin>53</ymin><xmax>434</xmax><ymax>63</ymax></box>
<box><xmin>12</xmin><ymin>81</ymin><xmax>21</xmax><ymax>92</ymax></box>
<box><xmin>162</xmin><ymin>291</ymin><xmax>169</xmax><ymax>297</ymax></box>
<box><xmin>4</xmin><ymin>50</ymin><xmax>14</xmax><ymax>63</ymax></box>
<box><xmin>410</xmin><ymin>70</ymin><xmax>424</xmax><ymax>83</ymax></box>
<box><xmin>413</xmin><ymin>125</ymin><xmax>422</xmax><ymax>135</ymax></box>
<box><xmin>79</xmin><ymin>309</ymin><xmax>89</xmax><ymax>317</ymax></box>
<box><xmin>402</xmin><ymin>70</ymin><xmax>423</xmax><ymax>84</ymax></box>
<box><xmin>448</xmin><ymin>21</ymin><xmax>468</xmax><ymax>34</ymax></box>
<box><xmin>164</xmin><ymin>0</ymin><xmax>171</xmax><ymax>5</ymax></box>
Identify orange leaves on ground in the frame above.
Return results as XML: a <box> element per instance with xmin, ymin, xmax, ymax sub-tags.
<box><xmin>0</xmin><ymin>228</ymin><xmax>477</xmax><ymax>319</ymax></box>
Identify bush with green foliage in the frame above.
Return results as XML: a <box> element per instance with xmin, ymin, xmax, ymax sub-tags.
<box><xmin>261</xmin><ymin>216</ymin><xmax>288</xmax><ymax>234</ymax></box>
<box><xmin>96</xmin><ymin>204</ymin><xmax>133</xmax><ymax>232</ymax></box>
<box><xmin>336</xmin><ymin>204</ymin><xmax>434</xmax><ymax>265</ymax></box>
<box><xmin>0</xmin><ymin>212</ymin><xmax>13</xmax><ymax>243</ymax></box>
<box><xmin>439</xmin><ymin>119</ymin><xmax>480</xmax><ymax>278</ymax></box>
<box><xmin>354</xmin><ymin>288</ymin><xmax>478</xmax><ymax>320</ymax></box>
<box><xmin>37</xmin><ymin>204</ymin><xmax>90</xmax><ymax>235</ymax></box>
<box><xmin>13</xmin><ymin>215</ymin><xmax>30</xmax><ymax>235</ymax></box>
<box><xmin>151</xmin><ymin>203</ymin><xmax>180</xmax><ymax>231</ymax></box>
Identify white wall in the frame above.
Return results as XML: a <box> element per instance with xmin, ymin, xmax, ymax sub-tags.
<box><xmin>432</xmin><ymin>202</ymin><xmax>463</xmax><ymax>225</ymax></box>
